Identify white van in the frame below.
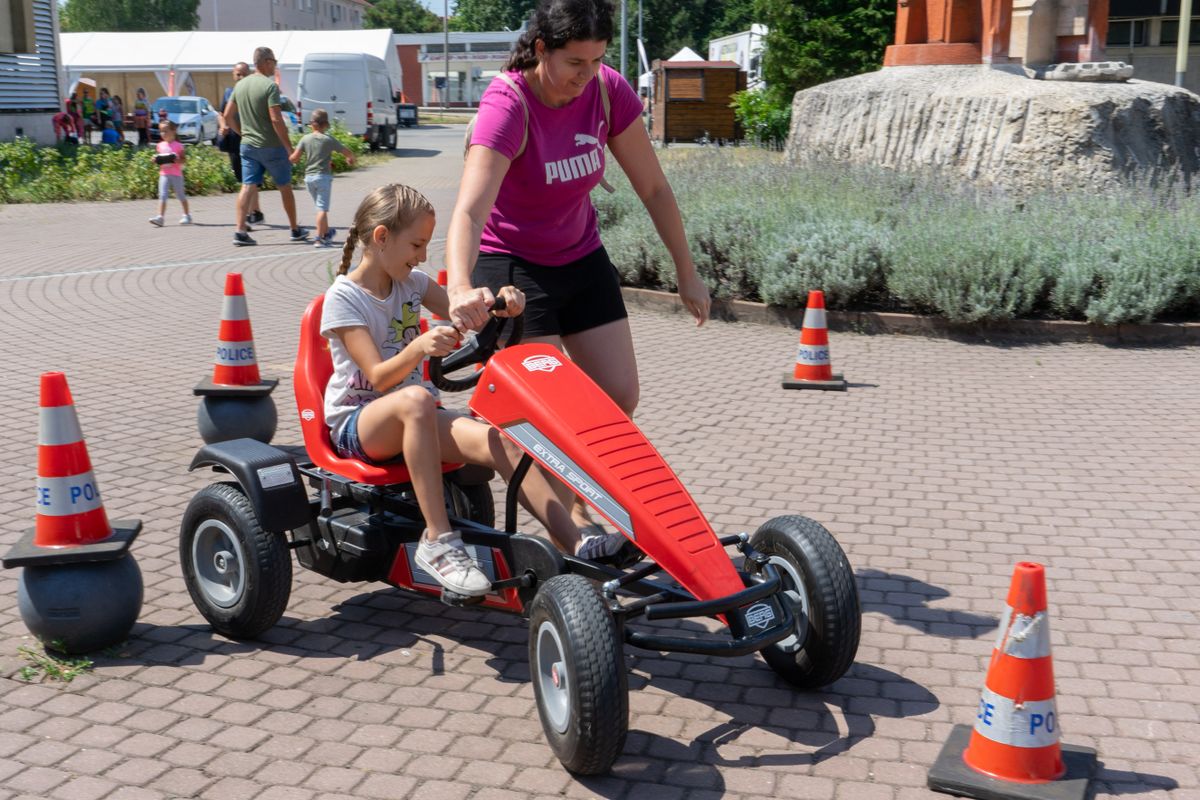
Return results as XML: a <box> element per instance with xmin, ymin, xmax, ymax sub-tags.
<box><xmin>298</xmin><ymin>53</ymin><xmax>398</xmax><ymax>150</ymax></box>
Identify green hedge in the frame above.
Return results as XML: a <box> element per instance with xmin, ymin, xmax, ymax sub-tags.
<box><xmin>594</xmin><ymin>149</ymin><xmax>1200</xmax><ymax>325</ymax></box>
<box><xmin>0</xmin><ymin>122</ymin><xmax>368</xmax><ymax>205</ymax></box>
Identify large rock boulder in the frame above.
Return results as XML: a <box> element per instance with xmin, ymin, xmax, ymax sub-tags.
<box><xmin>785</xmin><ymin>65</ymin><xmax>1200</xmax><ymax>193</ymax></box>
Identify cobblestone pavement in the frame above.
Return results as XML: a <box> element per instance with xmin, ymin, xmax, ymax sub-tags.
<box><xmin>1</xmin><ymin>126</ymin><xmax>1197</xmax><ymax>800</ymax></box>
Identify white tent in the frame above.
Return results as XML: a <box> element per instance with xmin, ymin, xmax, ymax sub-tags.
<box><xmin>60</xmin><ymin>29</ymin><xmax>401</xmax><ymax>100</ymax></box>
<box><xmin>668</xmin><ymin>46</ymin><xmax>704</xmax><ymax>62</ymax></box>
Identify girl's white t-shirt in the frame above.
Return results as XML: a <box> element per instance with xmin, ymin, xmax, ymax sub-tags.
<box><xmin>320</xmin><ymin>271</ymin><xmax>435</xmax><ymax>439</ymax></box>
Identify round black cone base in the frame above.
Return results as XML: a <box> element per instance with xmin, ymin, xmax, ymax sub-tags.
<box><xmin>2</xmin><ymin>521</ymin><xmax>141</xmax><ymax>568</ymax></box>
<box><xmin>782</xmin><ymin>372</ymin><xmax>847</xmax><ymax>391</ymax></box>
<box><xmin>928</xmin><ymin>725</ymin><xmax>1096</xmax><ymax>800</ymax></box>
<box><xmin>194</xmin><ymin>377</ymin><xmax>278</xmax><ymax>397</ymax></box>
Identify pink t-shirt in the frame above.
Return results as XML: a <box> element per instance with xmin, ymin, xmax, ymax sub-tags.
<box><xmin>469</xmin><ymin>64</ymin><xmax>642</xmax><ymax>266</ymax></box>
<box><xmin>157</xmin><ymin>140</ymin><xmax>184</xmax><ymax>177</ymax></box>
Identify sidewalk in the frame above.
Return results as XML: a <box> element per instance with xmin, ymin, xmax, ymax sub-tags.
<box><xmin>0</xmin><ymin>127</ymin><xmax>1196</xmax><ymax>800</ymax></box>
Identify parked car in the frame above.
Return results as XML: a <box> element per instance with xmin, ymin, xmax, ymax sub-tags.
<box><xmin>298</xmin><ymin>52</ymin><xmax>398</xmax><ymax>150</ymax></box>
<box><xmin>149</xmin><ymin>96</ymin><xmax>220</xmax><ymax>145</ymax></box>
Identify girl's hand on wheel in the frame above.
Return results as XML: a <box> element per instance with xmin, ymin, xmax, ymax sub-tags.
<box><xmin>677</xmin><ymin>272</ymin><xmax>711</xmax><ymax>327</ymax></box>
<box><xmin>449</xmin><ymin>285</ymin><xmax>494</xmax><ymax>334</ymax></box>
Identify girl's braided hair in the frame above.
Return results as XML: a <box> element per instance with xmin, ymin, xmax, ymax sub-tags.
<box><xmin>339</xmin><ymin>183</ymin><xmax>435</xmax><ymax>275</ymax></box>
<box><xmin>504</xmin><ymin>0</ymin><xmax>615</xmax><ymax>72</ymax></box>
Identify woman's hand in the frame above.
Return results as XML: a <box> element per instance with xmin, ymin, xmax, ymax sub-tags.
<box><xmin>676</xmin><ymin>271</ymin><xmax>711</xmax><ymax>326</ymax></box>
<box><xmin>448</xmin><ymin>285</ymin><xmax>495</xmax><ymax>333</ymax></box>
<box><xmin>494</xmin><ymin>285</ymin><xmax>525</xmax><ymax>317</ymax></box>
<box><xmin>417</xmin><ymin>325</ymin><xmax>462</xmax><ymax>358</ymax></box>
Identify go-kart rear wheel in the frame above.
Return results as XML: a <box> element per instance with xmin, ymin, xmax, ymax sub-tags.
<box><xmin>180</xmin><ymin>482</ymin><xmax>291</xmax><ymax>639</ymax></box>
<box><xmin>446</xmin><ymin>479</ymin><xmax>495</xmax><ymax>528</ymax></box>
<box><xmin>751</xmin><ymin>515</ymin><xmax>860</xmax><ymax>688</ymax></box>
<box><xmin>528</xmin><ymin>574</ymin><xmax>627</xmax><ymax>775</ymax></box>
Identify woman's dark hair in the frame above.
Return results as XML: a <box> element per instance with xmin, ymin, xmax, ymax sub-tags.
<box><xmin>504</xmin><ymin>0</ymin><xmax>614</xmax><ymax>72</ymax></box>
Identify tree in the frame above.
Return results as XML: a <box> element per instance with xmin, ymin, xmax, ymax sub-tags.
<box><xmin>365</xmin><ymin>0</ymin><xmax>443</xmax><ymax>33</ymax></box>
<box><xmin>756</xmin><ymin>0</ymin><xmax>894</xmax><ymax>104</ymax></box>
<box><xmin>60</xmin><ymin>0</ymin><xmax>200</xmax><ymax>32</ymax></box>
<box><xmin>451</xmin><ymin>0</ymin><xmax>535</xmax><ymax>32</ymax></box>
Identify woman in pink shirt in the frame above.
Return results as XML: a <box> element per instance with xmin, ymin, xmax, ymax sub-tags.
<box><xmin>446</xmin><ymin>0</ymin><xmax>710</xmax><ymax>528</ymax></box>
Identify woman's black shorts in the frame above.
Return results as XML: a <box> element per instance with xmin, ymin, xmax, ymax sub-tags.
<box><xmin>472</xmin><ymin>245</ymin><xmax>627</xmax><ymax>338</ymax></box>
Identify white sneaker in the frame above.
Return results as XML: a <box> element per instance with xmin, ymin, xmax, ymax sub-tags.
<box><xmin>179</xmin><ymin>214</ymin><xmax>192</xmax><ymax>225</ymax></box>
<box><xmin>148</xmin><ymin>215</ymin><xmax>164</xmax><ymax>227</ymax></box>
<box><xmin>415</xmin><ymin>532</ymin><xmax>491</xmax><ymax>596</ymax></box>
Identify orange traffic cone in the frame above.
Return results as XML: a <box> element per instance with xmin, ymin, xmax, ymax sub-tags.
<box><xmin>34</xmin><ymin>372</ymin><xmax>112</xmax><ymax>547</ymax></box>
<box><xmin>928</xmin><ymin>562</ymin><xmax>1096</xmax><ymax>800</ymax></box>
<box><xmin>782</xmin><ymin>290</ymin><xmax>846</xmax><ymax>391</ymax></box>
<box><xmin>194</xmin><ymin>273</ymin><xmax>278</xmax><ymax>444</ymax></box>
<box><xmin>211</xmin><ymin>272</ymin><xmax>262</xmax><ymax>387</ymax></box>
<box><xmin>4</xmin><ymin>372</ymin><xmax>141</xmax><ymax>565</ymax></box>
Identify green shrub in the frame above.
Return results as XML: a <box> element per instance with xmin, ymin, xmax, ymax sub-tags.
<box><xmin>0</xmin><ymin>119</ymin><xmax>371</xmax><ymax>205</ymax></box>
<box><xmin>730</xmin><ymin>89</ymin><xmax>793</xmax><ymax>146</ymax></box>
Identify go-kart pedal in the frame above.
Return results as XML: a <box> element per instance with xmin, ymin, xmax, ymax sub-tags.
<box><xmin>440</xmin><ymin>588</ymin><xmax>487</xmax><ymax>607</ymax></box>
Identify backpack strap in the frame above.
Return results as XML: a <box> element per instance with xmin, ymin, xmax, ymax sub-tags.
<box><xmin>465</xmin><ymin>72</ymin><xmax>529</xmax><ymax>161</ymax></box>
<box><xmin>596</xmin><ymin>71</ymin><xmax>615</xmax><ymax>194</ymax></box>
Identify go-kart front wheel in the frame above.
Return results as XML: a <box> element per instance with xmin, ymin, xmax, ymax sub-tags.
<box><xmin>528</xmin><ymin>574</ymin><xmax>628</xmax><ymax>775</ymax></box>
<box><xmin>751</xmin><ymin>515</ymin><xmax>861</xmax><ymax>688</ymax></box>
<box><xmin>180</xmin><ymin>482</ymin><xmax>292</xmax><ymax>639</ymax></box>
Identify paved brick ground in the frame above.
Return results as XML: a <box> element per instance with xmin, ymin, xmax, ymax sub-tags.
<box><xmin>1</xmin><ymin>126</ymin><xmax>1198</xmax><ymax>800</ymax></box>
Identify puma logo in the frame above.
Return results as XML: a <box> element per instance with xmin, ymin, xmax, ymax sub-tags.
<box><xmin>574</xmin><ymin>133</ymin><xmax>599</xmax><ymax>147</ymax></box>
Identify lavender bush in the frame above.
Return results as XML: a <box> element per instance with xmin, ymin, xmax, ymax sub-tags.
<box><xmin>595</xmin><ymin>148</ymin><xmax>1200</xmax><ymax>325</ymax></box>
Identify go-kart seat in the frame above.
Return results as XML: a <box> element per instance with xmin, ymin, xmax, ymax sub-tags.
<box><xmin>294</xmin><ymin>294</ymin><xmax>419</xmax><ymax>485</ymax></box>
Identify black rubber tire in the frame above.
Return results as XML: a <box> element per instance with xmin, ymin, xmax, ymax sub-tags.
<box><xmin>446</xmin><ymin>478</ymin><xmax>495</xmax><ymax>528</ymax></box>
<box><xmin>528</xmin><ymin>574</ymin><xmax>628</xmax><ymax>775</ymax></box>
<box><xmin>180</xmin><ymin>482</ymin><xmax>292</xmax><ymax>639</ymax></box>
<box><xmin>751</xmin><ymin>515</ymin><xmax>861</xmax><ymax>688</ymax></box>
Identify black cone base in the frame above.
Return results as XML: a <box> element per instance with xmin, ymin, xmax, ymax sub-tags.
<box><xmin>928</xmin><ymin>725</ymin><xmax>1096</xmax><ymax>800</ymax></box>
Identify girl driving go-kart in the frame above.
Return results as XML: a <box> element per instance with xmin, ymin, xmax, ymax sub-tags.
<box><xmin>320</xmin><ymin>184</ymin><xmax>631</xmax><ymax>595</ymax></box>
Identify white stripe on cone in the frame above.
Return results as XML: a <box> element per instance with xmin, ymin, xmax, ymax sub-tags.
<box><xmin>994</xmin><ymin>608</ymin><xmax>1052</xmax><ymax>659</ymax></box>
<box><xmin>802</xmin><ymin>306</ymin><xmax>827</xmax><ymax>330</ymax></box>
<box><xmin>221</xmin><ymin>294</ymin><xmax>249</xmax><ymax>320</ymax></box>
<box><xmin>796</xmin><ymin>344</ymin><xmax>831</xmax><ymax>366</ymax></box>
<box><xmin>36</xmin><ymin>474</ymin><xmax>105</xmax><ymax>516</ymax></box>
<box><xmin>214</xmin><ymin>341</ymin><xmax>256</xmax><ymax>366</ymax></box>
<box><xmin>973</xmin><ymin>686</ymin><xmax>1060</xmax><ymax>748</ymax></box>
<box><xmin>38</xmin><ymin>406</ymin><xmax>84</xmax><ymax>446</ymax></box>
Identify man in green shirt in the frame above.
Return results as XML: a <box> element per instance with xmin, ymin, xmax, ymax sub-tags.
<box><xmin>223</xmin><ymin>46</ymin><xmax>307</xmax><ymax>246</ymax></box>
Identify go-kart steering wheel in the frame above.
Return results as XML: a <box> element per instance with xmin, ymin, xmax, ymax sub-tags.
<box><xmin>428</xmin><ymin>296</ymin><xmax>524</xmax><ymax>392</ymax></box>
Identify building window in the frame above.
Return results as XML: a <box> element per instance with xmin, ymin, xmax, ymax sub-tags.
<box><xmin>1106</xmin><ymin>19</ymin><xmax>1148</xmax><ymax>47</ymax></box>
<box><xmin>1159</xmin><ymin>18</ymin><xmax>1200</xmax><ymax>45</ymax></box>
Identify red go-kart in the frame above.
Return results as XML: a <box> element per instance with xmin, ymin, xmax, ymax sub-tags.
<box><xmin>179</xmin><ymin>295</ymin><xmax>862</xmax><ymax>775</ymax></box>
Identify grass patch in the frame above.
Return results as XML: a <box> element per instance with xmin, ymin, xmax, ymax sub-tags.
<box><xmin>16</xmin><ymin>642</ymin><xmax>94</xmax><ymax>683</ymax></box>
<box><xmin>595</xmin><ymin>148</ymin><xmax>1200</xmax><ymax>325</ymax></box>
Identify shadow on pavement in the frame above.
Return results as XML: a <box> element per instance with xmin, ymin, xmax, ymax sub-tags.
<box><xmin>388</xmin><ymin>148</ymin><xmax>441</xmax><ymax>158</ymax></box>
<box><xmin>856</xmin><ymin>568</ymin><xmax>998</xmax><ymax>637</ymax></box>
<box><xmin>1093</xmin><ymin>764</ymin><xmax>1180</xmax><ymax>796</ymax></box>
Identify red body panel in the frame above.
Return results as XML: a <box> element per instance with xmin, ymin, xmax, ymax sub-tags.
<box><xmin>469</xmin><ymin>344</ymin><xmax>744</xmax><ymax>601</ymax></box>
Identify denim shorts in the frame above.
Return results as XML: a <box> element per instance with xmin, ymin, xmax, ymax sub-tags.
<box><xmin>332</xmin><ymin>406</ymin><xmax>406</xmax><ymax>466</ymax></box>
<box><xmin>305</xmin><ymin>172</ymin><xmax>333</xmax><ymax>211</ymax></box>
<box><xmin>240</xmin><ymin>144</ymin><xmax>292</xmax><ymax>186</ymax></box>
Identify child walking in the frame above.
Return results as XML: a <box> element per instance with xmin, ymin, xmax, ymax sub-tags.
<box><xmin>322</xmin><ymin>183</ymin><xmax>629</xmax><ymax>596</ymax></box>
<box><xmin>149</xmin><ymin>120</ymin><xmax>191</xmax><ymax>227</ymax></box>
<box><xmin>290</xmin><ymin>109</ymin><xmax>355</xmax><ymax>247</ymax></box>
